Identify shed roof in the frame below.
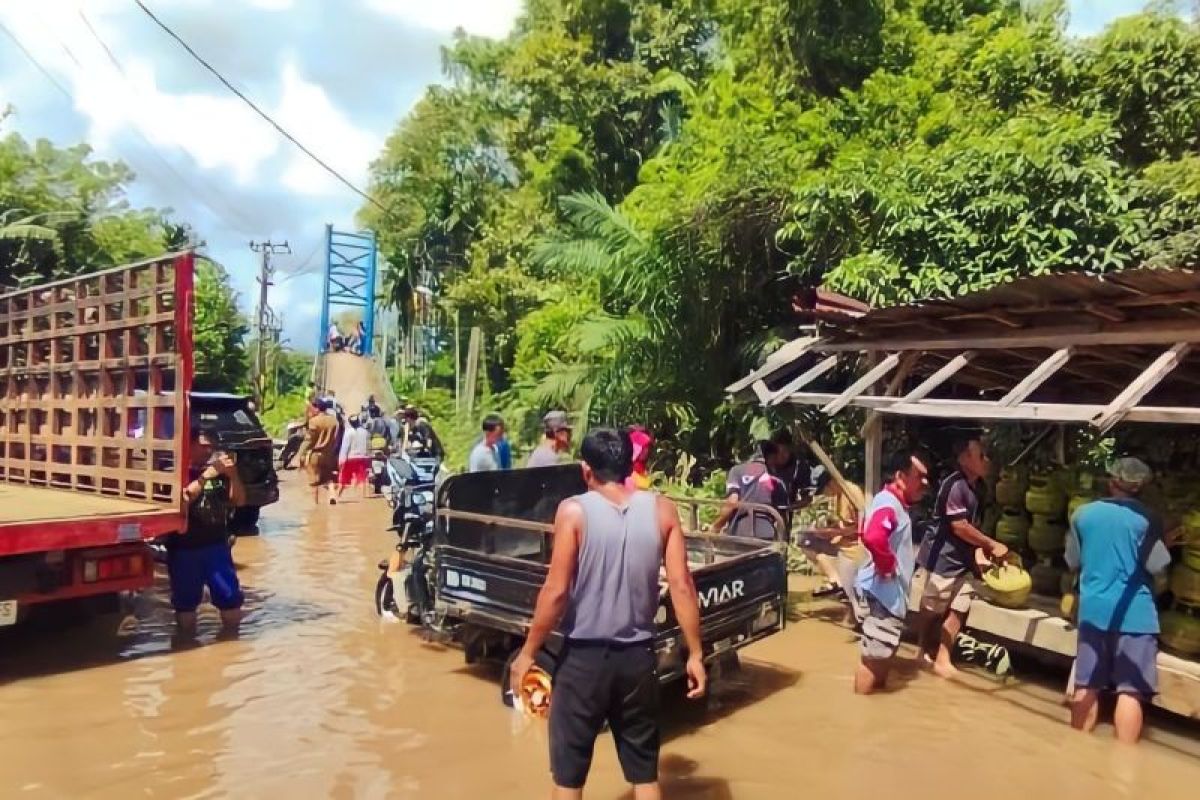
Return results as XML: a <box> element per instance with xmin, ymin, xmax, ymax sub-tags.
<box><xmin>732</xmin><ymin>268</ymin><xmax>1200</xmax><ymax>429</ymax></box>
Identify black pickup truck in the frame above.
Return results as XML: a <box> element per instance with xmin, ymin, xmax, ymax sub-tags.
<box><xmin>429</xmin><ymin>466</ymin><xmax>788</xmax><ymax>697</ymax></box>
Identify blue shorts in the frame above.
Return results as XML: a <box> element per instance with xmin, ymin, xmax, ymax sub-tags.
<box><xmin>1075</xmin><ymin>624</ymin><xmax>1158</xmax><ymax>697</ymax></box>
<box><xmin>166</xmin><ymin>541</ymin><xmax>244</xmax><ymax>612</ymax></box>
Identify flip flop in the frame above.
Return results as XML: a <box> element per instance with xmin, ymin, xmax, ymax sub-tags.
<box><xmin>812</xmin><ymin>582</ymin><xmax>841</xmax><ymax>598</ymax></box>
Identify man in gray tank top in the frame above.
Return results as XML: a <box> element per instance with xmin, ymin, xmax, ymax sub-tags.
<box><xmin>509</xmin><ymin>427</ymin><xmax>706</xmax><ymax>800</ymax></box>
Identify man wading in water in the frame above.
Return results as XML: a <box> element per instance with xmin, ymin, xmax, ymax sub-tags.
<box><xmin>854</xmin><ymin>451</ymin><xmax>929</xmax><ymax>693</ymax></box>
<box><xmin>509</xmin><ymin>427</ymin><xmax>706</xmax><ymax>799</ymax></box>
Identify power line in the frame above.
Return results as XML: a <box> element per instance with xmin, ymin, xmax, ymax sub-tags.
<box><xmin>132</xmin><ymin>0</ymin><xmax>389</xmax><ymax>214</ymax></box>
<box><xmin>0</xmin><ymin>19</ymin><xmax>73</xmax><ymax>101</ymax></box>
<box><xmin>74</xmin><ymin>8</ymin><xmax>259</xmax><ymax>237</ymax></box>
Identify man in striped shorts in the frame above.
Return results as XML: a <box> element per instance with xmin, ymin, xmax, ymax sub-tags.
<box><xmin>854</xmin><ymin>450</ymin><xmax>930</xmax><ymax>694</ymax></box>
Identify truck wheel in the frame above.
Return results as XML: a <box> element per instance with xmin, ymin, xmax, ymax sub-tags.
<box><xmin>500</xmin><ymin>648</ymin><xmax>557</xmax><ymax>708</ymax></box>
<box><xmin>231</xmin><ymin>506</ymin><xmax>261</xmax><ymax>534</ymax></box>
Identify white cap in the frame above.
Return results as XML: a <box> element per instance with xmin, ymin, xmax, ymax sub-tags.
<box><xmin>1107</xmin><ymin>457</ymin><xmax>1152</xmax><ymax>491</ymax></box>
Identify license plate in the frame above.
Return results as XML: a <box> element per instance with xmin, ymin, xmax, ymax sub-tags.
<box><xmin>0</xmin><ymin>600</ymin><xmax>17</xmax><ymax>627</ymax></box>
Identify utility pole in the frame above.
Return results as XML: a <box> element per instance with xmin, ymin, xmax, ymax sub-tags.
<box><xmin>249</xmin><ymin>239</ymin><xmax>291</xmax><ymax>408</ymax></box>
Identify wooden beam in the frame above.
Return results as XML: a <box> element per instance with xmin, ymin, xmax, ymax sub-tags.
<box><xmin>810</xmin><ymin>321</ymin><xmax>1200</xmax><ymax>353</ymax></box>
<box><xmin>764</xmin><ymin>355</ymin><xmax>839</xmax><ymax>406</ymax></box>
<box><xmin>797</xmin><ymin>431</ymin><xmax>865</xmax><ymax>514</ymax></box>
<box><xmin>999</xmin><ymin>347</ymin><xmax>1073</xmax><ymax>406</ymax></box>
<box><xmin>1083</xmin><ymin>303</ymin><xmax>1126</xmax><ymax>323</ymax></box>
<box><xmin>1092</xmin><ymin>343</ymin><xmax>1192</xmax><ymax>432</ymax></box>
<box><xmin>725</xmin><ymin>335</ymin><xmax>817</xmax><ymax>394</ymax></box>
<box><xmin>821</xmin><ymin>353</ymin><xmax>901</xmax><ymax>415</ymax></box>
<box><xmin>786</xmin><ymin>391</ymin><xmax>1200</xmax><ymax>426</ymax></box>
<box><xmin>901</xmin><ymin>351</ymin><xmax>975</xmax><ymax>402</ymax></box>
<box><xmin>860</xmin><ymin>352</ymin><xmax>919</xmax><ymax>438</ymax></box>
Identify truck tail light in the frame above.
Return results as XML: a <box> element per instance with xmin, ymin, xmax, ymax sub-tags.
<box><xmin>82</xmin><ymin>554</ymin><xmax>146</xmax><ymax>583</ymax></box>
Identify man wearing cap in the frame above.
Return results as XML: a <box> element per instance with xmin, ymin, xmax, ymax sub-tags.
<box><xmin>1066</xmin><ymin>457</ymin><xmax>1173</xmax><ymax>744</ymax></box>
<box><xmin>526</xmin><ymin>411</ymin><xmax>573</xmax><ymax>468</ymax></box>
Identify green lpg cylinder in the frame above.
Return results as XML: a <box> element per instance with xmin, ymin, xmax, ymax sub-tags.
<box><xmin>1028</xmin><ymin>514</ymin><xmax>1067</xmax><ymax>556</ymax></box>
<box><xmin>994</xmin><ymin>468</ymin><xmax>1028</xmax><ymax>508</ymax></box>
<box><xmin>995</xmin><ymin>509</ymin><xmax>1030</xmax><ymax>551</ymax></box>
<box><xmin>1159</xmin><ymin>602</ymin><xmax>1200</xmax><ymax>657</ymax></box>
<box><xmin>1030</xmin><ymin>557</ymin><xmax>1064</xmax><ymax>597</ymax></box>
<box><xmin>1170</xmin><ymin>563</ymin><xmax>1200</xmax><ymax>605</ymax></box>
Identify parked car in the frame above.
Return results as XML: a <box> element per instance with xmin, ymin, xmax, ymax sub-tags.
<box><xmin>190</xmin><ymin>392</ymin><xmax>279</xmax><ymax>532</ymax></box>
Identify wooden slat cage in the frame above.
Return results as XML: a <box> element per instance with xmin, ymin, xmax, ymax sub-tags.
<box><xmin>0</xmin><ymin>253</ymin><xmax>194</xmax><ymax>508</ymax></box>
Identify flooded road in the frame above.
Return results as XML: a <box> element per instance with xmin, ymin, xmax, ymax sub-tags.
<box><xmin>2</xmin><ymin>473</ymin><xmax>1199</xmax><ymax>799</ymax></box>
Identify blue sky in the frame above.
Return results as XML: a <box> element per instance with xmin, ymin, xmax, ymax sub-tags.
<box><xmin>0</xmin><ymin>1</ymin><xmax>1158</xmax><ymax>350</ymax></box>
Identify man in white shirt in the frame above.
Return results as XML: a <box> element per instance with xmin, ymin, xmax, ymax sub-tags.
<box><xmin>468</xmin><ymin>414</ymin><xmax>505</xmax><ymax>472</ymax></box>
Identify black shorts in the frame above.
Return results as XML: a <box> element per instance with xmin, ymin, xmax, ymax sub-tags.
<box><xmin>548</xmin><ymin>640</ymin><xmax>659</xmax><ymax>789</ymax></box>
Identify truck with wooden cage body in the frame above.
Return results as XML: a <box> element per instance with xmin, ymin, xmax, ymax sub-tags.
<box><xmin>0</xmin><ymin>253</ymin><xmax>193</xmax><ymax>626</ymax></box>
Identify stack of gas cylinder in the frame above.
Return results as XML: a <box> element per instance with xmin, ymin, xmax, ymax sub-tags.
<box><xmin>992</xmin><ymin>468</ymin><xmax>1074</xmax><ymax>598</ymax></box>
<box><xmin>1160</xmin><ymin>507</ymin><xmax>1200</xmax><ymax>656</ymax></box>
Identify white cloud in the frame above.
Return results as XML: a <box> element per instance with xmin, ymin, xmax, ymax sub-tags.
<box><xmin>365</xmin><ymin>0</ymin><xmax>521</xmax><ymax>39</ymax></box>
<box><xmin>273</xmin><ymin>60</ymin><xmax>381</xmax><ymax>196</ymax></box>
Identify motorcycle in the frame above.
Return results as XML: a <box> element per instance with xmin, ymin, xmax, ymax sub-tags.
<box><xmin>278</xmin><ymin>420</ymin><xmax>305</xmax><ymax>469</ymax></box>
<box><xmin>374</xmin><ymin>445</ymin><xmax>444</xmax><ymax>624</ymax></box>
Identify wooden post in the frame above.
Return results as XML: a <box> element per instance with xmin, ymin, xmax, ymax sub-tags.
<box><xmin>464</xmin><ymin>327</ymin><xmax>482</xmax><ymax>417</ymax></box>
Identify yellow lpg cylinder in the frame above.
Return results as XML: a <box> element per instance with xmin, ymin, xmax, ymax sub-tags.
<box><xmin>1184</xmin><ymin>546</ymin><xmax>1200</xmax><ymax>572</ymax></box>
<box><xmin>1025</xmin><ymin>473</ymin><xmax>1067</xmax><ymax>517</ymax></box>
<box><xmin>1181</xmin><ymin>510</ymin><xmax>1200</xmax><ymax>546</ymax></box>
<box><xmin>982</xmin><ymin>555</ymin><xmax>1032</xmax><ymax>609</ymax></box>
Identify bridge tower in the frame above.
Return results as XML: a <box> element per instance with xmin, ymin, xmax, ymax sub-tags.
<box><xmin>317</xmin><ymin>224</ymin><xmax>378</xmax><ymax>355</ymax></box>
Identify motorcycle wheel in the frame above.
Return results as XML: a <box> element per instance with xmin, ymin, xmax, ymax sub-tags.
<box><xmin>374</xmin><ymin>570</ymin><xmax>397</xmax><ymax>617</ymax></box>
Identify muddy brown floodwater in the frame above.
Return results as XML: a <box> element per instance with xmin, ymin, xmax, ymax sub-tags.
<box><xmin>3</xmin><ymin>473</ymin><xmax>1200</xmax><ymax>799</ymax></box>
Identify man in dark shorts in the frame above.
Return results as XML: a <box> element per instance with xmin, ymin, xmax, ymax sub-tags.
<box><xmin>913</xmin><ymin>437</ymin><xmax>1008</xmax><ymax>678</ymax></box>
<box><xmin>854</xmin><ymin>450</ymin><xmax>929</xmax><ymax>694</ymax></box>
<box><xmin>168</xmin><ymin>425</ymin><xmax>246</xmax><ymax>634</ymax></box>
<box><xmin>509</xmin><ymin>428</ymin><xmax>706</xmax><ymax>799</ymax></box>
<box><xmin>1066</xmin><ymin>457</ymin><xmax>1172</xmax><ymax>743</ymax></box>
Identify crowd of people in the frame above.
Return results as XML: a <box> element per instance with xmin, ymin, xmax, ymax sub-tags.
<box><xmin>163</xmin><ymin>391</ymin><xmax>1176</xmax><ymax>798</ymax></box>
<box><xmin>294</xmin><ymin>385</ymin><xmax>446</xmax><ymax>505</ymax></box>
<box><xmin>325</xmin><ymin>320</ymin><xmax>368</xmax><ymax>356</ymax></box>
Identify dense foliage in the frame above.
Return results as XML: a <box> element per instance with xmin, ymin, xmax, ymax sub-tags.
<box><xmin>363</xmin><ymin>1</ymin><xmax>1200</xmax><ymax>473</ymax></box>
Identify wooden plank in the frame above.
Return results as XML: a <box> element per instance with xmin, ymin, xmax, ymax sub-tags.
<box><xmin>810</xmin><ymin>321</ymin><xmax>1200</xmax><ymax>353</ymax></box>
<box><xmin>1093</xmin><ymin>342</ymin><xmax>1191</xmax><ymax>432</ymax></box>
<box><xmin>797</xmin><ymin>431</ymin><xmax>865</xmax><ymax>514</ymax></box>
<box><xmin>900</xmin><ymin>351</ymin><xmax>975</xmax><ymax>402</ymax></box>
<box><xmin>764</xmin><ymin>355</ymin><xmax>839</xmax><ymax>406</ymax></box>
<box><xmin>860</xmin><ymin>352</ymin><xmax>918</xmax><ymax>438</ymax></box>
<box><xmin>999</xmin><ymin>347</ymin><xmax>1073</xmax><ymax>406</ymax></box>
<box><xmin>821</xmin><ymin>352</ymin><xmax>900</xmax><ymax>415</ymax></box>
<box><xmin>725</xmin><ymin>336</ymin><xmax>818</xmax><ymax>394</ymax></box>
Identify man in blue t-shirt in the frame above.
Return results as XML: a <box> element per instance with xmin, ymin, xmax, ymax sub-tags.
<box><xmin>1065</xmin><ymin>457</ymin><xmax>1172</xmax><ymax>744</ymax></box>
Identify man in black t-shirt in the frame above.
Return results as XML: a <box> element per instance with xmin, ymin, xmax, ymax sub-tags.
<box><xmin>913</xmin><ymin>437</ymin><xmax>1008</xmax><ymax>678</ymax></box>
<box><xmin>167</xmin><ymin>425</ymin><xmax>246</xmax><ymax>634</ymax></box>
<box><xmin>710</xmin><ymin>430</ymin><xmax>811</xmax><ymax>541</ymax></box>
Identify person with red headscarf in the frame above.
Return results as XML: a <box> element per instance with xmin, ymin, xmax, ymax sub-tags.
<box><xmin>625</xmin><ymin>425</ymin><xmax>654</xmax><ymax>490</ymax></box>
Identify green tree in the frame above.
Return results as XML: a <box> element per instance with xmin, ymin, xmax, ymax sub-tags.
<box><xmin>0</xmin><ymin>130</ymin><xmax>180</xmax><ymax>286</ymax></box>
<box><xmin>192</xmin><ymin>258</ymin><xmax>250</xmax><ymax>393</ymax></box>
